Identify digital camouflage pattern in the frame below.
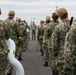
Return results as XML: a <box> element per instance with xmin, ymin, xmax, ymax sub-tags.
<box><xmin>5</xmin><ymin>18</ymin><xmax>18</xmax><ymax>42</ymax></box>
<box><xmin>31</xmin><ymin>23</ymin><xmax>37</xmax><ymax>40</ymax></box>
<box><xmin>37</xmin><ymin>24</ymin><xmax>44</xmax><ymax>52</ymax></box>
<box><xmin>5</xmin><ymin>18</ymin><xmax>18</xmax><ymax>74</ymax></box>
<box><xmin>21</xmin><ymin>21</ymin><xmax>28</xmax><ymax>49</ymax></box>
<box><xmin>0</xmin><ymin>19</ymin><xmax>9</xmax><ymax>75</ymax></box>
<box><xmin>47</xmin><ymin>20</ymin><xmax>59</xmax><ymax>52</ymax></box>
<box><xmin>46</xmin><ymin>20</ymin><xmax>59</xmax><ymax>67</ymax></box>
<box><xmin>43</xmin><ymin>20</ymin><xmax>58</xmax><ymax>63</ymax></box>
<box><xmin>63</xmin><ymin>21</ymin><xmax>76</xmax><ymax>75</ymax></box>
<box><xmin>51</xmin><ymin>20</ymin><xmax>71</xmax><ymax>74</ymax></box>
<box><xmin>43</xmin><ymin>23</ymin><xmax>50</xmax><ymax>62</ymax></box>
<box><xmin>17</xmin><ymin>21</ymin><xmax>26</xmax><ymax>57</ymax></box>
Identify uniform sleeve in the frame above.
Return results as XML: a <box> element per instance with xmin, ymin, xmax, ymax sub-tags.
<box><xmin>51</xmin><ymin>27</ymin><xmax>59</xmax><ymax>56</ymax></box>
<box><xmin>15</xmin><ymin>22</ymin><xmax>19</xmax><ymax>37</ymax></box>
<box><xmin>24</xmin><ymin>26</ymin><xmax>27</xmax><ymax>37</ymax></box>
<box><xmin>3</xmin><ymin>21</ymin><xmax>10</xmax><ymax>39</ymax></box>
<box><xmin>44</xmin><ymin>27</ymin><xmax>49</xmax><ymax>37</ymax></box>
<box><xmin>46</xmin><ymin>23</ymin><xmax>54</xmax><ymax>37</ymax></box>
<box><xmin>37</xmin><ymin>27</ymin><xmax>40</xmax><ymax>40</ymax></box>
<box><xmin>44</xmin><ymin>23</ymin><xmax>53</xmax><ymax>38</ymax></box>
<box><xmin>68</xmin><ymin>28</ymin><xmax>76</xmax><ymax>55</ymax></box>
<box><xmin>64</xmin><ymin>25</ymin><xmax>76</xmax><ymax>67</ymax></box>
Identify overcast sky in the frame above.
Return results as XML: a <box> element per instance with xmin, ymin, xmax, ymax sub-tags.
<box><xmin>0</xmin><ymin>0</ymin><xmax>76</xmax><ymax>25</ymax></box>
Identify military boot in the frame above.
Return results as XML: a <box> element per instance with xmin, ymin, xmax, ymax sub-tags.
<box><xmin>52</xmin><ymin>69</ymin><xmax>59</xmax><ymax>75</ymax></box>
<box><xmin>41</xmin><ymin>51</ymin><xmax>43</xmax><ymax>56</ymax></box>
<box><xmin>44</xmin><ymin>62</ymin><xmax>49</xmax><ymax>67</ymax></box>
<box><xmin>18</xmin><ymin>56</ymin><xmax>22</xmax><ymax>61</ymax></box>
<box><xmin>7</xmin><ymin>73</ymin><xmax>12</xmax><ymax>75</ymax></box>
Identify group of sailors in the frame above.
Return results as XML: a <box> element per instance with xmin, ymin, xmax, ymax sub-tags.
<box><xmin>1</xmin><ymin>7</ymin><xmax>76</xmax><ymax>75</ymax></box>
<box><xmin>0</xmin><ymin>9</ymin><xmax>29</xmax><ymax>75</ymax></box>
<box><xmin>37</xmin><ymin>8</ymin><xmax>76</xmax><ymax>75</ymax></box>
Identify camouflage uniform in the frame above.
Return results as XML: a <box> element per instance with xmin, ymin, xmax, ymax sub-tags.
<box><xmin>31</xmin><ymin>22</ymin><xmax>37</xmax><ymax>40</ymax></box>
<box><xmin>43</xmin><ymin>20</ymin><xmax>58</xmax><ymax>66</ymax></box>
<box><xmin>26</xmin><ymin>26</ymin><xmax>30</xmax><ymax>42</ymax></box>
<box><xmin>21</xmin><ymin>21</ymin><xmax>29</xmax><ymax>50</ymax></box>
<box><xmin>51</xmin><ymin>21</ymin><xmax>71</xmax><ymax>74</ymax></box>
<box><xmin>17</xmin><ymin>20</ymin><xmax>26</xmax><ymax>60</ymax></box>
<box><xmin>43</xmin><ymin>16</ymin><xmax>51</xmax><ymax>66</ymax></box>
<box><xmin>48</xmin><ymin>20</ymin><xmax>59</xmax><ymax>52</ymax></box>
<box><xmin>62</xmin><ymin>21</ymin><xmax>76</xmax><ymax>75</ymax></box>
<box><xmin>5</xmin><ymin>18</ymin><xmax>18</xmax><ymax>42</ymax></box>
<box><xmin>47</xmin><ymin>20</ymin><xmax>59</xmax><ymax>66</ymax></box>
<box><xmin>0</xmin><ymin>19</ymin><xmax>9</xmax><ymax>75</ymax></box>
<box><xmin>43</xmin><ymin>23</ymin><xmax>51</xmax><ymax>62</ymax></box>
<box><xmin>37</xmin><ymin>20</ymin><xmax>44</xmax><ymax>55</ymax></box>
<box><xmin>5</xmin><ymin>10</ymin><xmax>18</xmax><ymax>75</ymax></box>
<box><xmin>50</xmin><ymin>8</ymin><xmax>71</xmax><ymax>75</ymax></box>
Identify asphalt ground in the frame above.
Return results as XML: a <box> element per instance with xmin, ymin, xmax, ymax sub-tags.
<box><xmin>12</xmin><ymin>40</ymin><xmax>52</xmax><ymax>75</ymax></box>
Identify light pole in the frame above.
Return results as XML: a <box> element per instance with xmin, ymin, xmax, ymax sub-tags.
<box><xmin>30</xmin><ymin>18</ymin><xmax>32</xmax><ymax>25</ymax></box>
<box><xmin>34</xmin><ymin>18</ymin><xmax>36</xmax><ymax>23</ymax></box>
<box><xmin>55</xmin><ymin>6</ymin><xmax>58</xmax><ymax>13</ymax></box>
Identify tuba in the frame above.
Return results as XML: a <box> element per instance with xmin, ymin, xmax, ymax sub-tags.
<box><xmin>6</xmin><ymin>38</ymin><xmax>25</xmax><ymax>75</ymax></box>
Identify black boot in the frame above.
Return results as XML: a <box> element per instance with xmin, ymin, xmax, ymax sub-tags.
<box><xmin>18</xmin><ymin>56</ymin><xmax>22</xmax><ymax>61</ymax></box>
<box><xmin>44</xmin><ymin>62</ymin><xmax>49</xmax><ymax>67</ymax></box>
<box><xmin>52</xmin><ymin>70</ymin><xmax>59</xmax><ymax>75</ymax></box>
<box><xmin>7</xmin><ymin>73</ymin><xmax>12</xmax><ymax>75</ymax></box>
<box><xmin>41</xmin><ymin>51</ymin><xmax>43</xmax><ymax>56</ymax></box>
<box><xmin>52</xmin><ymin>70</ymin><xmax>56</xmax><ymax>75</ymax></box>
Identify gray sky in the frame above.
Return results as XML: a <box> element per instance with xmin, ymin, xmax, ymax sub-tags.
<box><xmin>0</xmin><ymin>0</ymin><xmax>76</xmax><ymax>25</ymax></box>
